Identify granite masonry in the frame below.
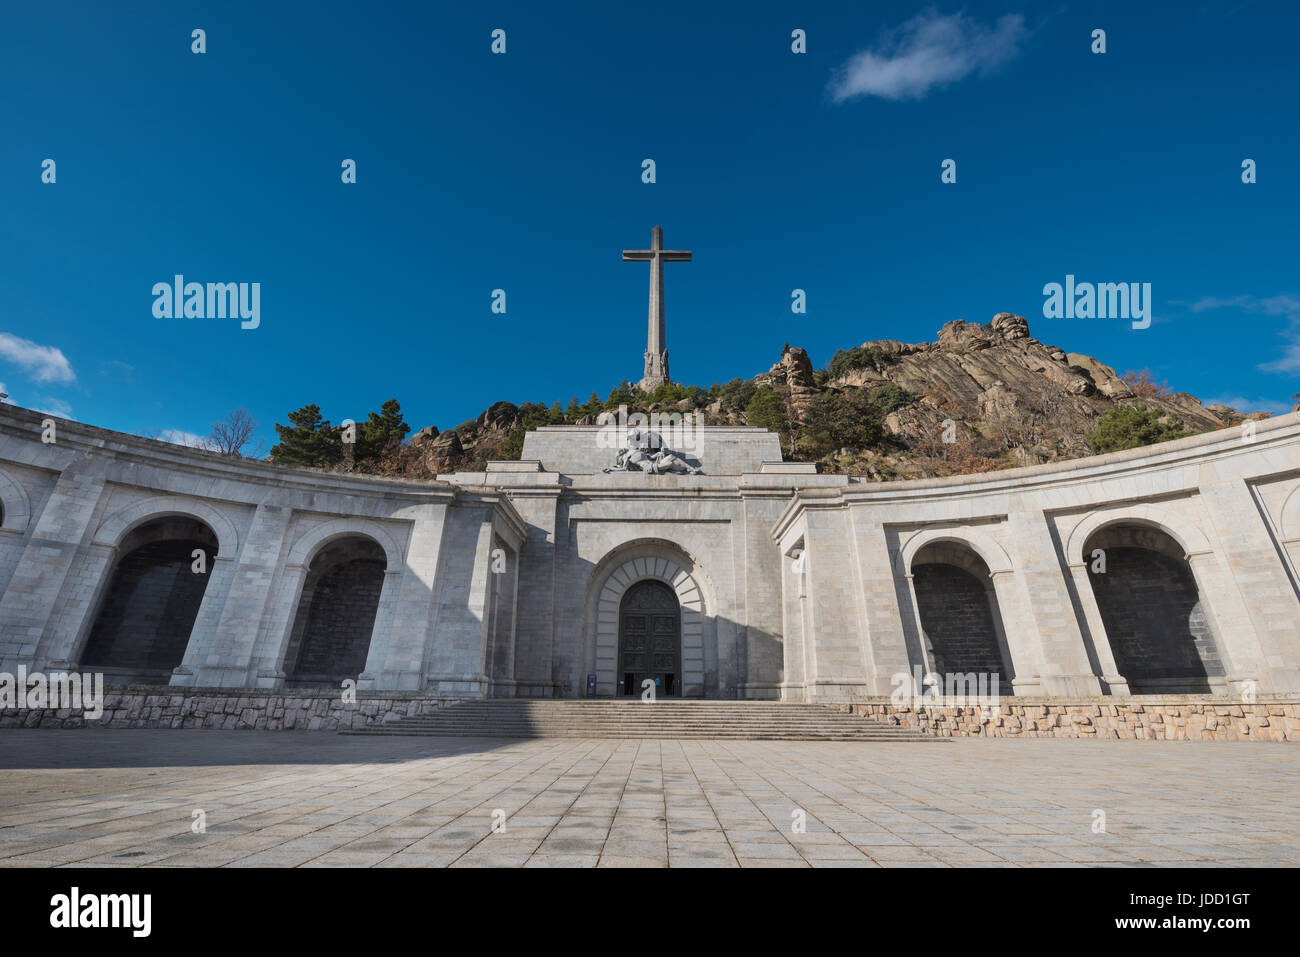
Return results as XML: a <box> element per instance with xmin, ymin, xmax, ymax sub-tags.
<box><xmin>2</xmin><ymin>400</ymin><xmax>1300</xmax><ymax>737</ymax></box>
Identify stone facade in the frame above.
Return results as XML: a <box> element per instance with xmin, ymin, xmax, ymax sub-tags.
<box><xmin>1</xmin><ymin>403</ymin><xmax>1300</xmax><ymax>715</ymax></box>
<box><xmin>0</xmin><ymin>405</ymin><xmax>526</xmax><ymax>699</ymax></box>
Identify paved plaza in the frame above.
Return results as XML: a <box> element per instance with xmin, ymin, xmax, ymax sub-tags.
<box><xmin>0</xmin><ymin>731</ymin><xmax>1296</xmax><ymax>867</ymax></box>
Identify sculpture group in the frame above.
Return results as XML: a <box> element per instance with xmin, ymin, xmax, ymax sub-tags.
<box><xmin>604</xmin><ymin>428</ymin><xmax>702</xmax><ymax>475</ymax></box>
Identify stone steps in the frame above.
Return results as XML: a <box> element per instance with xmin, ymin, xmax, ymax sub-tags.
<box><xmin>341</xmin><ymin>700</ymin><xmax>936</xmax><ymax>741</ymax></box>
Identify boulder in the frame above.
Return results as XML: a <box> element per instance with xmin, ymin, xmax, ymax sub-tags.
<box><xmin>410</xmin><ymin>425</ymin><xmax>439</xmax><ymax>447</ymax></box>
<box><xmin>756</xmin><ymin>345</ymin><xmax>819</xmax><ymax>414</ymax></box>
<box><xmin>1066</xmin><ymin>353</ymin><xmax>1131</xmax><ymax>399</ymax></box>
<box><xmin>937</xmin><ymin>320</ymin><xmax>995</xmax><ymax>350</ymax></box>
<box><xmin>859</xmin><ymin>339</ymin><xmax>915</xmax><ymax>357</ymax></box>
<box><xmin>477</xmin><ymin>401</ymin><xmax>520</xmax><ymax>432</ymax></box>
<box><xmin>990</xmin><ymin>312</ymin><xmax>1031</xmax><ymax>340</ymax></box>
<box><xmin>421</xmin><ymin>429</ymin><xmax>463</xmax><ymax>471</ymax></box>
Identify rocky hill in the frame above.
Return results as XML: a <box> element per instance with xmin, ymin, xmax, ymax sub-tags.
<box><xmin>746</xmin><ymin>312</ymin><xmax>1259</xmax><ymax>478</ymax></box>
<box><xmin>405</xmin><ymin>312</ymin><xmax>1269</xmax><ymax>481</ymax></box>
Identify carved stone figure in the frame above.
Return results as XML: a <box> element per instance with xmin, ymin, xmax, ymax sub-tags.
<box><xmin>603</xmin><ymin>428</ymin><xmax>702</xmax><ymax>475</ymax></box>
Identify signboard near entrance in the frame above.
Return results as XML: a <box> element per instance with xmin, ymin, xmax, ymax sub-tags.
<box><xmin>586</xmin><ymin>673</ymin><xmax>597</xmax><ymax>698</ymax></box>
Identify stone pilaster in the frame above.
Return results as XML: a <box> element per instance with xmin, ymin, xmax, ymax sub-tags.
<box><xmin>168</xmin><ymin>502</ymin><xmax>288</xmax><ymax>686</ymax></box>
<box><xmin>800</xmin><ymin>506</ymin><xmax>870</xmax><ymax>701</ymax></box>
<box><xmin>850</xmin><ymin>509</ymin><xmax>913</xmax><ymax>696</ymax></box>
<box><xmin>1199</xmin><ymin>477</ymin><xmax>1300</xmax><ymax>693</ymax></box>
<box><xmin>0</xmin><ymin>457</ymin><xmax>106</xmax><ymax>672</ymax></box>
<box><xmin>508</xmin><ymin>489</ymin><xmax>561</xmax><ymax>697</ymax></box>
<box><xmin>423</xmin><ymin>505</ymin><xmax>494</xmax><ymax>698</ymax></box>
<box><xmin>1004</xmin><ymin>503</ymin><xmax>1104</xmax><ymax>696</ymax></box>
<box><xmin>361</xmin><ymin>503</ymin><xmax>449</xmax><ymax>691</ymax></box>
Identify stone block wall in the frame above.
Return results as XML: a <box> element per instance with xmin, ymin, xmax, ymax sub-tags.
<box><xmin>912</xmin><ymin>563</ymin><xmax>1006</xmax><ymax>680</ymax></box>
<box><xmin>286</xmin><ymin>555</ymin><xmax>386</xmax><ymax>683</ymax></box>
<box><xmin>0</xmin><ymin>686</ymin><xmax>455</xmax><ymax>731</ymax></box>
<box><xmin>1088</xmin><ymin>547</ymin><xmax>1223</xmax><ymax>690</ymax></box>
<box><xmin>5</xmin><ymin>689</ymin><xmax>1299</xmax><ymax>739</ymax></box>
<box><xmin>834</xmin><ymin>696</ymin><xmax>1300</xmax><ymax>741</ymax></box>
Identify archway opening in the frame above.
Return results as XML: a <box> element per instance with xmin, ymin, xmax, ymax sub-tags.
<box><xmin>1084</xmin><ymin>523</ymin><xmax>1225</xmax><ymax>693</ymax></box>
<box><xmin>911</xmin><ymin>542</ymin><xmax>1014</xmax><ymax>689</ymax></box>
<box><xmin>80</xmin><ymin>516</ymin><xmax>218</xmax><ymax>683</ymax></box>
<box><xmin>283</xmin><ymin>536</ymin><xmax>386</xmax><ymax>688</ymax></box>
<box><xmin>617</xmin><ymin>579</ymin><xmax>681</xmax><ymax>697</ymax></box>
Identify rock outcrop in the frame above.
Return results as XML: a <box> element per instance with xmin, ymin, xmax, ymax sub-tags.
<box><xmin>820</xmin><ymin>313</ymin><xmax>1227</xmax><ymax>461</ymax></box>
<box><xmin>410</xmin><ymin>425</ymin><xmax>440</xmax><ymax>446</ymax></box>
<box><xmin>419</xmin><ymin>429</ymin><xmax>462</xmax><ymax>472</ymax></box>
<box><xmin>753</xmin><ymin>345</ymin><xmax>819</xmax><ymax>413</ymax></box>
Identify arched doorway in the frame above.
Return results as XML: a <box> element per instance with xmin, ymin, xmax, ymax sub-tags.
<box><xmin>910</xmin><ymin>541</ymin><xmax>1014</xmax><ymax>688</ymax></box>
<box><xmin>617</xmin><ymin>579</ymin><xmax>681</xmax><ymax>697</ymax></box>
<box><xmin>1085</xmin><ymin>523</ymin><xmax>1226</xmax><ymax>693</ymax></box>
<box><xmin>80</xmin><ymin>516</ymin><xmax>218</xmax><ymax>683</ymax></box>
<box><xmin>584</xmin><ymin>544</ymin><xmax>713</xmax><ymax>698</ymax></box>
<box><xmin>283</xmin><ymin>536</ymin><xmax>386</xmax><ymax>687</ymax></box>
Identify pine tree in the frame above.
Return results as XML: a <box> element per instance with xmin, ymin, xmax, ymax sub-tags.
<box><xmin>357</xmin><ymin>399</ymin><xmax>409</xmax><ymax>462</ymax></box>
<box><xmin>745</xmin><ymin>386</ymin><xmax>790</xmax><ymax>435</ymax></box>
<box><xmin>270</xmin><ymin>404</ymin><xmax>344</xmax><ymax>467</ymax></box>
<box><xmin>605</xmin><ymin>380</ymin><xmax>637</xmax><ymax>409</ymax></box>
<box><xmin>1087</xmin><ymin>403</ymin><xmax>1189</xmax><ymax>454</ymax></box>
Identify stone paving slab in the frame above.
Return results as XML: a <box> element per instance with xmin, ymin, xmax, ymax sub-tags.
<box><xmin>0</xmin><ymin>731</ymin><xmax>1297</xmax><ymax>867</ymax></box>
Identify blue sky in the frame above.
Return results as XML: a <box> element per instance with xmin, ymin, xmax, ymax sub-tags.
<box><xmin>2</xmin><ymin>0</ymin><xmax>1297</xmax><ymax>449</ymax></box>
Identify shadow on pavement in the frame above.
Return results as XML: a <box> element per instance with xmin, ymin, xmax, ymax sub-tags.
<box><xmin>0</xmin><ymin>729</ymin><xmax>524</xmax><ymax>769</ymax></box>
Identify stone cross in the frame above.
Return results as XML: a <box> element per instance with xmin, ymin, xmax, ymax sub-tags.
<box><xmin>623</xmin><ymin>225</ymin><xmax>691</xmax><ymax>391</ymax></box>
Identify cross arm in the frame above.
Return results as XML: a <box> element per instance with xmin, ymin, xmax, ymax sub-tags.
<box><xmin>622</xmin><ymin>250</ymin><xmax>692</xmax><ymax>261</ymax></box>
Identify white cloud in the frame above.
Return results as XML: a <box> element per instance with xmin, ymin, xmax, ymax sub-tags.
<box><xmin>828</xmin><ymin>9</ymin><xmax>1028</xmax><ymax>103</ymax></box>
<box><xmin>1190</xmin><ymin>293</ymin><xmax>1300</xmax><ymax>316</ymax></box>
<box><xmin>99</xmin><ymin>359</ymin><xmax>135</xmax><ymax>382</ymax></box>
<box><xmin>30</xmin><ymin>398</ymin><xmax>74</xmax><ymax>420</ymax></box>
<box><xmin>0</xmin><ymin>332</ymin><xmax>76</xmax><ymax>383</ymax></box>
<box><xmin>1261</xmin><ymin>342</ymin><xmax>1300</xmax><ymax>374</ymax></box>
<box><xmin>1189</xmin><ymin>294</ymin><xmax>1300</xmax><ymax>373</ymax></box>
<box><xmin>158</xmin><ymin>429</ymin><xmax>212</xmax><ymax>449</ymax></box>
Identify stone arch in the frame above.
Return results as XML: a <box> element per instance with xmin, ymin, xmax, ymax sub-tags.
<box><xmin>1278</xmin><ymin>483</ymin><xmax>1300</xmax><ymax>542</ymax></box>
<box><xmin>282</xmin><ymin>534</ymin><xmax>389</xmax><ymax>687</ymax></box>
<box><xmin>0</xmin><ymin>468</ymin><xmax>31</xmax><ymax>533</ymax></box>
<box><xmin>908</xmin><ymin>540</ymin><xmax>1015</xmax><ymax>688</ymax></box>
<box><xmin>79</xmin><ymin>515</ymin><xmax>220</xmax><ymax>682</ymax></box>
<box><xmin>94</xmin><ymin>495</ymin><xmax>240</xmax><ymax>558</ymax></box>
<box><xmin>1081</xmin><ymin>521</ymin><xmax>1228</xmax><ymax>693</ymax></box>
<box><xmin>285</xmin><ymin>517</ymin><xmax>404</xmax><ymax>571</ymax></box>
<box><xmin>895</xmin><ymin>525</ymin><xmax>1014</xmax><ymax>579</ymax></box>
<box><xmin>1065</xmin><ymin>503</ymin><xmax>1213</xmax><ymax>565</ymax></box>
<box><xmin>584</xmin><ymin>539</ymin><xmax>715</xmax><ymax>698</ymax></box>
